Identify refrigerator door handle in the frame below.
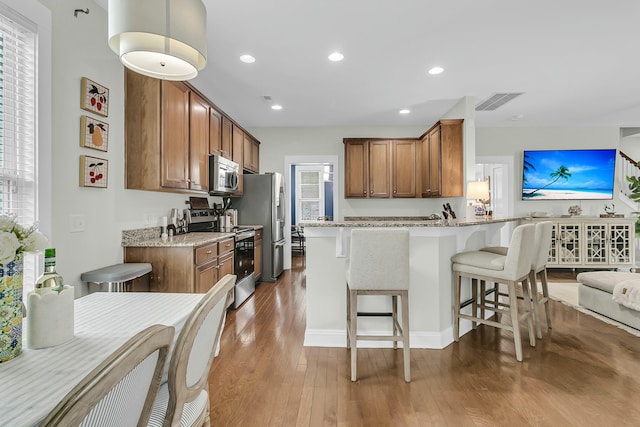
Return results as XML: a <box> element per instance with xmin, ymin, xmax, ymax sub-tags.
<box><xmin>274</xmin><ymin>240</ymin><xmax>286</xmax><ymax>247</ymax></box>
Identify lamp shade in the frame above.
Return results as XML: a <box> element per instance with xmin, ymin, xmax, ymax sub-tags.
<box><xmin>466</xmin><ymin>180</ymin><xmax>490</xmax><ymax>201</ymax></box>
<box><xmin>108</xmin><ymin>0</ymin><xmax>207</xmax><ymax>81</ymax></box>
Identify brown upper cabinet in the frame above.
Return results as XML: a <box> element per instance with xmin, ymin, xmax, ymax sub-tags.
<box><xmin>220</xmin><ymin>116</ymin><xmax>233</xmax><ymax>160</ymax></box>
<box><xmin>343</xmin><ymin>139</ymin><xmax>417</xmax><ymax>198</ymax></box>
<box><xmin>420</xmin><ymin>119</ymin><xmax>463</xmax><ymax>198</ymax></box>
<box><xmin>243</xmin><ymin>134</ymin><xmax>260</xmax><ymax>173</ymax></box>
<box><xmin>124</xmin><ymin>69</ymin><xmax>260</xmax><ymax>195</ymax></box>
<box><xmin>343</xmin><ymin>119</ymin><xmax>462</xmax><ymax>199</ymax></box>
<box><xmin>232</xmin><ymin>125</ymin><xmax>244</xmax><ymax>196</ymax></box>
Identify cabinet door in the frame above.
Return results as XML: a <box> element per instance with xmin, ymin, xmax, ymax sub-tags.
<box><xmin>344</xmin><ymin>140</ymin><xmax>368</xmax><ymax>198</ymax></box>
<box><xmin>243</xmin><ymin>133</ymin><xmax>255</xmax><ymax>172</ymax></box>
<box><xmin>161</xmin><ymin>80</ymin><xmax>190</xmax><ymax>189</ymax></box>
<box><xmin>252</xmin><ymin>139</ymin><xmax>259</xmax><ymax>173</ymax></box>
<box><xmin>221</xmin><ymin>116</ymin><xmax>232</xmax><ymax>159</ymax></box>
<box><xmin>218</xmin><ymin>251</ymin><xmax>234</xmax><ymax>278</ymax></box>
<box><xmin>209</xmin><ymin>107</ymin><xmax>222</xmax><ymax>155</ymax></box>
<box><xmin>189</xmin><ymin>92</ymin><xmax>209</xmax><ymax>192</ymax></box>
<box><xmin>195</xmin><ymin>259</ymin><xmax>219</xmax><ymax>293</ymax></box>
<box><xmin>584</xmin><ymin>223</ymin><xmax>607</xmax><ymax>265</ymax></box>
<box><xmin>557</xmin><ymin>223</ymin><xmax>581</xmax><ymax>265</ymax></box>
<box><xmin>392</xmin><ymin>140</ymin><xmax>417</xmax><ymax>198</ymax></box>
<box><xmin>232</xmin><ymin>125</ymin><xmax>244</xmax><ymax>195</ymax></box>
<box><xmin>607</xmin><ymin>223</ymin><xmax>634</xmax><ymax>265</ymax></box>
<box><xmin>440</xmin><ymin>121</ymin><xmax>464</xmax><ymax>197</ymax></box>
<box><xmin>421</xmin><ymin>127</ymin><xmax>442</xmax><ymax>197</ymax></box>
<box><xmin>368</xmin><ymin>140</ymin><xmax>391</xmax><ymax>198</ymax></box>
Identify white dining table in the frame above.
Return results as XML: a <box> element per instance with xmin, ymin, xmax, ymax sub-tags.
<box><xmin>0</xmin><ymin>292</ymin><xmax>205</xmax><ymax>426</ymax></box>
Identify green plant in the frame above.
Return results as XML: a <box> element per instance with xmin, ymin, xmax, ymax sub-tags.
<box><xmin>625</xmin><ymin>170</ymin><xmax>640</xmax><ymax>236</ymax></box>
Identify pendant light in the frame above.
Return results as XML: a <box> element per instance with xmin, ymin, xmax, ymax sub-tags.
<box><xmin>108</xmin><ymin>0</ymin><xmax>207</xmax><ymax>81</ymax></box>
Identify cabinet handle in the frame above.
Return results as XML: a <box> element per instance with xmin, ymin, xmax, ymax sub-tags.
<box><xmin>206</xmin><ymin>250</ymin><xmax>212</xmax><ymax>254</ymax></box>
<box><xmin>363</xmin><ymin>191</ymin><xmax>366</xmax><ymax>194</ymax></box>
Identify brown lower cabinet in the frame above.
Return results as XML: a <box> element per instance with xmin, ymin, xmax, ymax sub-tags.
<box><xmin>124</xmin><ymin>236</ymin><xmax>235</xmax><ymax>307</ymax></box>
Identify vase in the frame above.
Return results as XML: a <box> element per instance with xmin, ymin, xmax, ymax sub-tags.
<box><xmin>0</xmin><ymin>254</ymin><xmax>23</xmax><ymax>363</ymax></box>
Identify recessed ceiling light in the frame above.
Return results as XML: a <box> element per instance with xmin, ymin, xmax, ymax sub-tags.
<box><xmin>240</xmin><ymin>54</ymin><xmax>256</xmax><ymax>64</ymax></box>
<box><xmin>271</xmin><ymin>104</ymin><xmax>283</xmax><ymax>110</ymax></box>
<box><xmin>328</xmin><ymin>52</ymin><xmax>344</xmax><ymax>62</ymax></box>
<box><xmin>428</xmin><ymin>66</ymin><xmax>444</xmax><ymax>75</ymax></box>
<box><xmin>399</xmin><ymin>109</ymin><xmax>411</xmax><ymax>114</ymax></box>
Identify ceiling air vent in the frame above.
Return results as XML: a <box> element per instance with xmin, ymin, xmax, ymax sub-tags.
<box><xmin>475</xmin><ymin>93</ymin><xmax>524</xmax><ymax>111</ymax></box>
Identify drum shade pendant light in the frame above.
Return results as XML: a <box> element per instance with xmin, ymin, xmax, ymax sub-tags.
<box><xmin>108</xmin><ymin>0</ymin><xmax>207</xmax><ymax>81</ymax></box>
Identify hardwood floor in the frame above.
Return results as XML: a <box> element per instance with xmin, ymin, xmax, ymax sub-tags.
<box><xmin>208</xmin><ymin>260</ymin><xmax>640</xmax><ymax>426</ymax></box>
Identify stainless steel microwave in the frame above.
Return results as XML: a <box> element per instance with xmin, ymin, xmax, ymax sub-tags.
<box><xmin>209</xmin><ymin>155</ymin><xmax>239</xmax><ymax>194</ymax></box>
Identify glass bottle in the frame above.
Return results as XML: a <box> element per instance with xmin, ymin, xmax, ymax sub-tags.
<box><xmin>34</xmin><ymin>248</ymin><xmax>64</xmax><ymax>294</ymax></box>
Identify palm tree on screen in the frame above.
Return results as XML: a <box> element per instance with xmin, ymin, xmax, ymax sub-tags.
<box><xmin>522</xmin><ymin>153</ymin><xmax>535</xmax><ymax>185</ymax></box>
<box><xmin>524</xmin><ymin>165</ymin><xmax>571</xmax><ymax>197</ymax></box>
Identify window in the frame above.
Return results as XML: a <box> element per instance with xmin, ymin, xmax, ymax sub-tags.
<box><xmin>0</xmin><ymin>4</ymin><xmax>38</xmax><ymax>287</ymax></box>
<box><xmin>295</xmin><ymin>166</ymin><xmax>324</xmax><ymax>223</ymax></box>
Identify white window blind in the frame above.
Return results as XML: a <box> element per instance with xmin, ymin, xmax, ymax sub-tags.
<box><xmin>0</xmin><ymin>4</ymin><xmax>38</xmax><ymax>289</ymax></box>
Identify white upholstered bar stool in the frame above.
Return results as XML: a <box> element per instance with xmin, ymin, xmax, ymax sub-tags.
<box><xmin>481</xmin><ymin>221</ymin><xmax>554</xmax><ymax>338</ymax></box>
<box><xmin>346</xmin><ymin>228</ymin><xmax>410</xmax><ymax>382</ymax></box>
<box><xmin>451</xmin><ymin>223</ymin><xmax>537</xmax><ymax>361</ymax></box>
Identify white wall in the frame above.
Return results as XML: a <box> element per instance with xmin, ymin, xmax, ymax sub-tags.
<box><xmin>476</xmin><ymin>126</ymin><xmax>625</xmax><ymax>218</ymax></box>
<box><xmin>36</xmin><ymin>0</ymin><xmax>224</xmax><ymax>295</ymax></box>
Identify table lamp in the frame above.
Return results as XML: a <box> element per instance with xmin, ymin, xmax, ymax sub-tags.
<box><xmin>466</xmin><ymin>180</ymin><xmax>490</xmax><ymax>217</ymax></box>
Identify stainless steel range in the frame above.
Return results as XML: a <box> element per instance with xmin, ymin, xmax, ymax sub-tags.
<box><xmin>185</xmin><ymin>207</ymin><xmax>256</xmax><ymax>309</ymax></box>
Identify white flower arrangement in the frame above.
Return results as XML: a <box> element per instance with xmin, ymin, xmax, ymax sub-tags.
<box><xmin>0</xmin><ymin>214</ymin><xmax>48</xmax><ymax>266</ymax></box>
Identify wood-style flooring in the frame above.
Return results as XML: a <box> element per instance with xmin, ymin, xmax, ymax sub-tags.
<box><xmin>208</xmin><ymin>260</ymin><xmax>640</xmax><ymax>426</ymax></box>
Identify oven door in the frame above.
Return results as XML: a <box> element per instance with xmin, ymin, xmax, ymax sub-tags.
<box><xmin>234</xmin><ymin>231</ymin><xmax>255</xmax><ymax>281</ymax></box>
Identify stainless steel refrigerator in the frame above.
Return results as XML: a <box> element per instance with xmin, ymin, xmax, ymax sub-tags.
<box><xmin>232</xmin><ymin>173</ymin><xmax>285</xmax><ymax>281</ymax></box>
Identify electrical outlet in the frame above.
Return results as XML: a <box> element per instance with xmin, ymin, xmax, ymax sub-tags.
<box><xmin>70</xmin><ymin>214</ymin><xmax>85</xmax><ymax>233</ymax></box>
<box><xmin>144</xmin><ymin>214</ymin><xmax>157</xmax><ymax>226</ymax></box>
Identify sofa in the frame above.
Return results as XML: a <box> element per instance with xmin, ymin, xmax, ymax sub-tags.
<box><xmin>576</xmin><ymin>271</ymin><xmax>640</xmax><ymax>330</ymax></box>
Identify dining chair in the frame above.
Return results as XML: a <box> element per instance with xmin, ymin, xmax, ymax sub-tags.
<box><xmin>346</xmin><ymin>228</ymin><xmax>411</xmax><ymax>382</ymax></box>
<box><xmin>41</xmin><ymin>324</ymin><xmax>175</xmax><ymax>427</ymax></box>
<box><xmin>147</xmin><ymin>274</ymin><xmax>236</xmax><ymax>427</ymax></box>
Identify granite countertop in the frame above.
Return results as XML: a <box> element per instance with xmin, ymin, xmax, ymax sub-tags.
<box><xmin>303</xmin><ymin>216</ymin><xmax>524</xmax><ymax>228</ymax></box>
<box><xmin>123</xmin><ymin>232</ymin><xmax>235</xmax><ymax>248</ymax></box>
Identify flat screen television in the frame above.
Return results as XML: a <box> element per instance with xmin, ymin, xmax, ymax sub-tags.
<box><xmin>522</xmin><ymin>149</ymin><xmax>616</xmax><ymax>200</ymax></box>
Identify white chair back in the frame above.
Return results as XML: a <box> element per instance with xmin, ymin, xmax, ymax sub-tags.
<box><xmin>346</xmin><ymin>228</ymin><xmax>410</xmax><ymax>290</ymax></box>
<box><xmin>162</xmin><ymin>274</ymin><xmax>236</xmax><ymax>426</ymax></box>
<box><xmin>502</xmin><ymin>223</ymin><xmax>536</xmax><ymax>279</ymax></box>
<box><xmin>42</xmin><ymin>324</ymin><xmax>174</xmax><ymax>427</ymax></box>
<box><xmin>532</xmin><ymin>221</ymin><xmax>553</xmax><ymax>270</ymax></box>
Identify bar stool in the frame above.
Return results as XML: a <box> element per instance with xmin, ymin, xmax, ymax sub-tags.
<box><xmin>346</xmin><ymin>228</ymin><xmax>410</xmax><ymax>382</ymax></box>
<box><xmin>451</xmin><ymin>223</ymin><xmax>536</xmax><ymax>361</ymax></box>
<box><xmin>481</xmin><ymin>221</ymin><xmax>554</xmax><ymax>338</ymax></box>
<box><xmin>81</xmin><ymin>263</ymin><xmax>152</xmax><ymax>292</ymax></box>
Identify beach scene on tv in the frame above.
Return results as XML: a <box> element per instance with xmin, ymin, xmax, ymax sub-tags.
<box><xmin>522</xmin><ymin>149</ymin><xmax>616</xmax><ymax>200</ymax></box>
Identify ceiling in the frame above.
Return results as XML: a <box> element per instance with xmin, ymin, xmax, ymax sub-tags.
<box><xmin>97</xmin><ymin>0</ymin><xmax>640</xmax><ymax>129</ymax></box>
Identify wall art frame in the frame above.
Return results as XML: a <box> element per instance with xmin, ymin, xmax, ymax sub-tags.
<box><xmin>80</xmin><ymin>115</ymin><xmax>109</xmax><ymax>152</ymax></box>
<box><xmin>79</xmin><ymin>155</ymin><xmax>108</xmax><ymax>188</ymax></box>
<box><xmin>80</xmin><ymin>77</ymin><xmax>109</xmax><ymax>117</ymax></box>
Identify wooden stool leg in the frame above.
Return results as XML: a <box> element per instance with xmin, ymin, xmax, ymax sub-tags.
<box><xmin>401</xmin><ymin>290</ymin><xmax>410</xmax><ymax>382</ymax></box>
<box><xmin>392</xmin><ymin>295</ymin><xmax>398</xmax><ymax>350</ymax></box>
<box><xmin>541</xmin><ymin>268</ymin><xmax>552</xmax><ymax>329</ymax></box>
<box><xmin>480</xmin><ymin>280</ymin><xmax>486</xmax><ymax>320</ymax></box>
<box><xmin>521</xmin><ymin>277</ymin><xmax>536</xmax><ymax>347</ymax></box>
<box><xmin>350</xmin><ymin>289</ymin><xmax>358</xmax><ymax>381</ymax></box>
<box><xmin>471</xmin><ymin>278</ymin><xmax>478</xmax><ymax>329</ymax></box>
<box><xmin>453</xmin><ymin>272</ymin><xmax>461</xmax><ymax>342</ymax></box>
<box><xmin>346</xmin><ymin>285</ymin><xmax>351</xmax><ymax>349</ymax></box>
<box><xmin>507</xmin><ymin>281</ymin><xmax>523</xmax><ymax>362</ymax></box>
<box><xmin>529</xmin><ymin>270</ymin><xmax>543</xmax><ymax>339</ymax></box>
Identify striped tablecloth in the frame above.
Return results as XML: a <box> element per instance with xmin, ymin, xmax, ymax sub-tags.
<box><xmin>0</xmin><ymin>292</ymin><xmax>204</xmax><ymax>426</ymax></box>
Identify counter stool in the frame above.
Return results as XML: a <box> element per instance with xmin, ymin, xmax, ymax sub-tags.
<box><xmin>481</xmin><ymin>221</ymin><xmax>553</xmax><ymax>338</ymax></box>
<box><xmin>81</xmin><ymin>263</ymin><xmax>152</xmax><ymax>292</ymax></box>
<box><xmin>451</xmin><ymin>223</ymin><xmax>536</xmax><ymax>361</ymax></box>
<box><xmin>346</xmin><ymin>228</ymin><xmax>410</xmax><ymax>382</ymax></box>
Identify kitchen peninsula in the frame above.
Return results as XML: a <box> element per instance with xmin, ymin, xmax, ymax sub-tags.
<box><xmin>303</xmin><ymin>216</ymin><xmax>522</xmax><ymax>349</ymax></box>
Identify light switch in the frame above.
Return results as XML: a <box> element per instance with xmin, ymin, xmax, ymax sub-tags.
<box><xmin>70</xmin><ymin>214</ymin><xmax>85</xmax><ymax>233</ymax></box>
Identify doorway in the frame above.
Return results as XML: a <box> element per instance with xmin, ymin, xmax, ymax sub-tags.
<box><xmin>476</xmin><ymin>156</ymin><xmax>514</xmax><ymax>246</ymax></box>
<box><xmin>284</xmin><ymin>155</ymin><xmax>339</xmax><ymax>269</ymax></box>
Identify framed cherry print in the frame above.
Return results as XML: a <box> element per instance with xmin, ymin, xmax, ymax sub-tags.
<box><xmin>80</xmin><ymin>77</ymin><xmax>109</xmax><ymax>117</ymax></box>
<box><xmin>79</xmin><ymin>155</ymin><xmax>108</xmax><ymax>188</ymax></box>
